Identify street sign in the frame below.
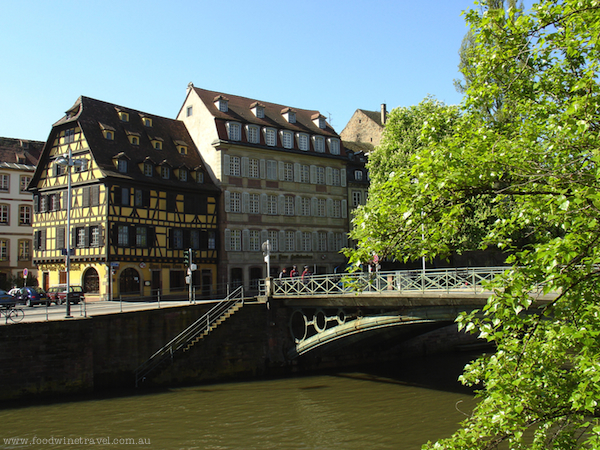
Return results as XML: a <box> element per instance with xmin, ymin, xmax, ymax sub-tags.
<box><xmin>23</xmin><ymin>268</ymin><xmax>28</xmax><ymax>278</ymax></box>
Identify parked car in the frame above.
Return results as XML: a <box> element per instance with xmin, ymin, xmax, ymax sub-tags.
<box><xmin>0</xmin><ymin>289</ymin><xmax>20</xmax><ymax>308</ymax></box>
<box><xmin>16</xmin><ymin>286</ymin><xmax>49</xmax><ymax>307</ymax></box>
<box><xmin>7</xmin><ymin>287</ymin><xmax>20</xmax><ymax>297</ymax></box>
<box><xmin>47</xmin><ymin>285</ymin><xmax>84</xmax><ymax>305</ymax></box>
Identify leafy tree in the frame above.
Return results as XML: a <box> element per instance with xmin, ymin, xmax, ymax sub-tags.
<box><xmin>348</xmin><ymin>0</ymin><xmax>600</xmax><ymax>447</ymax></box>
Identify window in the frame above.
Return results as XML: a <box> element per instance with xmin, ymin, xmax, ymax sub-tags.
<box><xmin>172</xmin><ymin>229</ymin><xmax>183</xmax><ymax>249</ymax></box>
<box><xmin>161</xmin><ymin>166</ymin><xmax>170</xmax><ymax>179</ymax></box>
<box><xmin>300</xmin><ymin>165</ymin><xmax>310</xmax><ymax>183</ymax></box>
<box><xmin>283</xmin><ymin>163</ymin><xmax>294</xmax><ymax>181</ymax></box>
<box><xmin>328</xmin><ymin>138</ymin><xmax>340</xmax><ymax>155</ymax></box>
<box><xmin>118</xmin><ymin>225</ymin><xmax>129</xmax><ymax>246</ymax></box>
<box><xmin>265</xmin><ymin>128</ymin><xmax>276</xmax><ymax>147</ymax></box>
<box><xmin>134</xmin><ymin>189</ymin><xmax>143</xmax><ymax>207</ymax></box>
<box><xmin>301</xmin><ymin>232</ymin><xmax>311</xmax><ymax>251</ymax></box>
<box><xmin>247</xmin><ymin>125</ymin><xmax>260</xmax><ymax>144</ymax></box>
<box><xmin>217</xmin><ymin>98</ymin><xmax>229</xmax><ymax>112</ymax></box>
<box><xmin>191</xmin><ymin>230</ymin><xmax>200</xmax><ymax>250</ymax></box>
<box><xmin>20</xmin><ymin>176</ymin><xmax>31</xmax><ymax>192</ymax></box>
<box><xmin>249</xmin><ymin>230</ymin><xmax>260</xmax><ymax>251</ymax></box>
<box><xmin>128</xmin><ymin>135</ymin><xmax>139</xmax><ymax>145</ymax></box>
<box><xmin>317</xmin><ymin>232</ymin><xmax>327</xmax><ymax>252</ymax></box>
<box><xmin>91</xmin><ymin>226</ymin><xmax>100</xmax><ymax>247</ymax></box>
<box><xmin>177</xmin><ymin>145</ymin><xmax>187</xmax><ymax>154</ymax></box>
<box><xmin>0</xmin><ymin>240</ymin><xmax>7</xmax><ymax>260</ymax></box>
<box><xmin>179</xmin><ymin>169</ymin><xmax>188</xmax><ymax>182</ymax></box>
<box><xmin>186</xmin><ymin>106</ymin><xmax>193</xmax><ymax>117</ymax></box>
<box><xmin>0</xmin><ymin>204</ymin><xmax>8</xmax><ymax>224</ymax></box>
<box><xmin>18</xmin><ymin>240</ymin><xmax>30</xmax><ymax>260</ymax></box>
<box><xmin>56</xmin><ymin>227</ymin><xmax>65</xmax><ymax>250</ymax></box>
<box><xmin>267</xmin><ymin>195</ymin><xmax>277</xmax><ymax>215</ymax></box>
<box><xmin>301</xmin><ymin>197</ymin><xmax>311</xmax><ymax>216</ymax></box>
<box><xmin>230</xmin><ymin>230</ymin><xmax>241</xmax><ymax>251</ymax></box>
<box><xmin>285</xmin><ymin>231</ymin><xmax>295</xmax><ymax>252</ymax></box>
<box><xmin>249</xmin><ymin>158</ymin><xmax>259</xmax><ymax>178</ymax></box>
<box><xmin>49</xmin><ymin>194</ymin><xmax>60</xmax><ymax>211</ymax></box>
<box><xmin>316</xmin><ymin>166</ymin><xmax>325</xmax><ymax>185</ymax></box>
<box><xmin>196</xmin><ymin>171</ymin><xmax>204</xmax><ymax>183</ymax></box>
<box><xmin>333</xmin><ymin>232</ymin><xmax>344</xmax><ymax>251</ymax></box>
<box><xmin>266</xmin><ymin>160</ymin><xmax>277</xmax><ymax>180</ymax></box>
<box><xmin>230</xmin><ymin>156</ymin><xmax>241</xmax><ymax>177</ymax></box>
<box><xmin>144</xmin><ymin>163</ymin><xmax>153</xmax><ymax>177</ymax></box>
<box><xmin>76</xmin><ymin>227</ymin><xmax>86</xmax><ymax>247</ymax></box>
<box><xmin>313</xmin><ymin>136</ymin><xmax>325</xmax><ymax>152</ymax></box>
<box><xmin>65</xmin><ymin>128</ymin><xmax>75</xmax><ymax>143</ymax></box>
<box><xmin>230</xmin><ymin>192</ymin><xmax>241</xmax><ymax>212</ymax></box>
<box><xmin>332</xmin><ymin>168</ymin><xmax>341</xmax><ymax>186</ymax></box>
<box><xmin>142</xmin><ymin>117</ymin><xmax>153</xmax><ymax>127</ymax></box>
<box><xmin>268</xmin><ymin>230</ymin><xmax>278</xmax><ymax>252</ymax></box>
<box><xmin>136</xmin><ymin>227</ymin><xmax>147</xmax><ymax>247</ymax></box>
<box><xmin>227</xmin><ymin>122</ymin><xmax>241</xmax><ymax>141</ymax></box>
<box><xmin>118</xmin><ymin>111</ymin><xmax>129</xmax><ymax>122</ymax></box>
<box><xmin>298</xmin><ymin>133</ymin><xmax>309</xmax><ymax>151</ymax></box>
<box><xmin>74</xmin><ymin>159</ymin><xmax>88</xmax><ymax>172</ymax></box>
<box><xmin>152</xmin><ymin>140</ymin><xmax>162</xmax><ymax>150</ymax></box>
<box><xmin>19</xmin><ymin>205</ymin><xmax>31</xmax><ymax>225</ymax></box>
<box><xmin>284</xmin><ymin>195</ymin><xmax>294</xmax><ymax>215</ymax></box>
<box><xmin>249</xmin><ymin>193</ymin><xmax>260</xmax><ymax>214</ymax></box>
<box><xmin>208</xmin><ymin>231</ymin><xmax>216</xmax><ymax>249</ymax></box>
<box><xmin>117</xmin><ymin>159</ymin><xmax>128</xmax><ymax>173</ymax></box>
<box><xmin>332</xmin><ymin>200</ymin><xmax>341</xmax><ymax>218</ymax></box>
<box><xmin>281</xmin><ymin>131</ymin><xmax>293</xmax><ymax>149</ymax></box>
<box><xmin>317</xmin><ymin>199</ymin><xmax>326</xmax><ymax>217</ymax></box>
<box><xmin>104</xmin><ymin>130</ymin><xmax>114</xmax><ymax>140</ymax></box>
<box><xmin>354</xmin><ymin>170</ymin><xmax>364</xmax><ymax>181</ymax></box>
<box><xmin>352</xmin><ymin>191</ymin><xmax>362</xmax><ymax>207</ymax></box>
<box><xmin>0</xmin><ymin>174</ymin><xmax>8</xmax><ymax>191</ymax></box>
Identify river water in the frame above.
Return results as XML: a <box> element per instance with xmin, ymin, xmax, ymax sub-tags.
<box><xmin>0</xmin><ymin>354</ymin><xmax>478</xmax><ymax>450</ymax></box>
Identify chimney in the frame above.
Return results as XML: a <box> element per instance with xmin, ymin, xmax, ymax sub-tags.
<box><xmin>381</xmin><ymin>103</ymin><xmax>387</xmax><ymax>125</ymax></box>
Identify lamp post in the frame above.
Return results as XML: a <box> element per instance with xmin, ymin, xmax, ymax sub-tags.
<box><xmin>55</xmin><ymin>147</ymin><xmax>86</xmax><ymax>318</ymax></box>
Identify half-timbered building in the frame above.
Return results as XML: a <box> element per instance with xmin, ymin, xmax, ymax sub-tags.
<box><xmin>29</xmin><ymin>96</ymin><xmax>220</xmax><ymax>300</ymax></box>
<box><xmin>178</xmin><ymin>84</ymin><xmax>348</xmax><ymax>291</ymax></box>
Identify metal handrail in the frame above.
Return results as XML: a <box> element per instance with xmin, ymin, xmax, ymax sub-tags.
<box><xmin>135</xmin><ymin>285</ymin><xmax>244</xmax><ymax>387</ymax></box>
<box><xmin>266</xmin><ymin>267</ymin><xmax>511</xmax><ymax>297</ymax></box>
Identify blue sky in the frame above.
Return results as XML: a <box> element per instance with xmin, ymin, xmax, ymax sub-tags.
<box><xmin>1</xmin><ymin>0</ymin><xmax>481</xmax><ymax>142</ymax></box>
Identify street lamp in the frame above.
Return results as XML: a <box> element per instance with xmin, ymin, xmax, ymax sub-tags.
<box><xmin>55</xmin><ymin>147</ymin><xmax>87</xmax><ymax>318</ymax></box>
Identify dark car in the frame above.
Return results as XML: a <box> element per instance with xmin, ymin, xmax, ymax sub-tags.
<box><xmin>16</xmin><ymin>286</ymin><xmax>49</xmax><ymax>307</ymax></box>
<box><xmin>47</xmin><ymin>285</ymin><xmax>84</xmax><ymax>305</ymax></box>
<box><xmin>0</xmin><ymin>289</ymin><xmax>20</xmax><ymax>308</ymax></box>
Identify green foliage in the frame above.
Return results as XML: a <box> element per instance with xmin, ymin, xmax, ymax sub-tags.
<box><xmin>348</xmin><ymin>0</ymin><xmax>600</xmax><ymax>447</ymax></box>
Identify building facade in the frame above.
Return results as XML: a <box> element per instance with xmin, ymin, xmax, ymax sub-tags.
<box><xmin>0</xmin><ymin>138</ymin><xmax>43</xmax><ymax>288</ymax></box>
<box><xmin>29</xmin><ymin>96</ymin><xmax>220</xmax><ymax>300</ymax></box>
<box><xmin>178</xmin><ymin>84</ymin><xmax>349</xmax><ymax>291</ymax></box>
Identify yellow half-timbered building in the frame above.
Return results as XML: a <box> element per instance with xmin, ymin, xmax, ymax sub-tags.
<box><xmin>29</xmin><ymin>96</ymin><xmax>220</xmax><ymax>300</ymax></box>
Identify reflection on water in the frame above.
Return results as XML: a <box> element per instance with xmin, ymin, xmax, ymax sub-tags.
<box><xmin>0</xmin><ymin>353</ymin><xmax>478</xmax><ymax>449</ymax></box>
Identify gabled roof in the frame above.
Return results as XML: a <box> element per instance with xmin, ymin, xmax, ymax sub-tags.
<box><xmin>42</xmin><ymin>96</ymin><xmax>218</xmax><ymax>192</ymax></box>
<box><xmin>189</xmin><ymin>87</ymin><xmax>340</xmax><ymax>138</ymax></box>
<box><xmin>0</xmin><ymin>137</ymin><xmax>44</xmax><ymax>168</ymax></box>
<box><xmin>357</xmin><ymin>109</ymin><xmax>385</xmax><ymax>127</ymax></box>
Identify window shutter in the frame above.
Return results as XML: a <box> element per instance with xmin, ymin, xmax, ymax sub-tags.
<box><xmin>279</xmin><ymin>230</ymin><xmax>285</xmax><ymax>251</ymax></box>
<box><xmin>224</xmin><ymin>229</ymin><xmax>231</xmax><ymax>251</ymax></box>
<box><xmin>327</xmin><ymin>198</ymin><xmax>333</xmax><ymax>217</ymax></box>
<box><xmin>261</xmin><ymin>193</ymin><xmax>267</xmax><ymax>214</ymax></box>
<box><xmin>328</xmin><ymin>232</ymin><xmax>334</xmax><ymax>251</ymax></box>
<box><xmin>99</xmin><ymin>225</ymin><xmax>105</xmax><ymax>246</ymax></box>
<box><xmin>294</xmin><ymin>163</ymin><xmax>301</xmax><ymax>182</ymax></box>
<box><xmin>278</xmin><ymin>161</ymin><xmax>284</xmax><ymax>181</ymax></box>
<box><xmin>326</xmin><ymin>167</ymin><xmax>333</xmax><ymax>185</ymax></box>
<box><xmin>295</xmin><ymin>196</ymin><xmax>302</xmax><ymax>216</ymax></box>
<box><xmin>296</xmin><ymin>231</ymin><xmax>302</xmax><ymax>251</ymax></box>
<box><xmin>342</xmin><ymin>200</ymin><xmax>347</xmax><ymax>218</ymax></box>
<box><xmin>84</xmin><ymin>227</ymin><xmax>91</xmax><ymax>247</ymax></box>
<box><xmin>310</xmin><ymin>165</ymin><xmax>317</xmax><ymax>184</ymax></box>
<box><xmin>278</xmin><ymin>195</ymin><xmax>285</xmax><ymax>214</ymax></box>
<box><xmin>341</xmin><ymin>169</ymin><xmax>347</xmax><ymax>187</ymax></box>
<box><xmin>33</xmin><ymin>195</ymin><xmax>39</xmax><ymax>213</ymax></box>
<box><xmin>224</xmin><ymin>190</ymin><xmax>231</xmax><ymax>212</ymax></box>
<box><xmin>260</xmin><ymin>230</ymin><xmax>268</xmax><ymax>247</ymax></box>
<box><xmin>83</xmin><ymin>187</ymin><xmax>90</xmax><ymax>207</ymax></box>
<box><xmin>259</xmin><ymin>159</ymin><xmax>266</xmax><ymax>179</ymax></box>
<box><xmin>241</xmin><ymin>157</ymin><xmax>249</xmax><ymax>177</ymax></box>
<box><xmin>242</xmin><ymin>229</ymin><xmax>250</xmax><ymax>251</ymax></box>
<box><xmin>223</xmin><ymin>154</ymin><xmax>230</xmax><ymax>176</ymax></box>
<box><xmin>311</xmin><ymin>197</ymin><xmax>317</xmax><ymax>216</ymax></box>
<box><xmin>129</xmin><ymin>226</ymin><xmax>136</xmax><ymax>248</ymax></box>
<box><xmin>313</xmin><ymin>232</ymin><xmax>318</xmax><ymax>250</ymax></box>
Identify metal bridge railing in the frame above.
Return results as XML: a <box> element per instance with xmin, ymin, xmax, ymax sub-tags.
<box><xmin>262</xmin><ymin>267</ymin><xmax>511</xmax><ymax>297</ymax></box>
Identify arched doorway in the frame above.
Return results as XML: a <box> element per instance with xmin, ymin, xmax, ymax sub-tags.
<box><xmin>83</xmin><ymin>268</ymin><xmax>99</xmax><ymax>293</ymax></box>
<box><xmin>119</xmin><ymin>267</ymin><xmax>140</xmax><ymax>295</ymax></box>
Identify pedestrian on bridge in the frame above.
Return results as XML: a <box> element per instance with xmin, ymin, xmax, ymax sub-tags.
<box><xmin>290</xmin><ymin>265</ymin><xmax>299</xmax><ymax>277</ymax></box>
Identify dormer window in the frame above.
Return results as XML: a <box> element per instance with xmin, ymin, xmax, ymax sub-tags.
<box><xmin>195</xmin><ymin>171</ymin><xmax>204</xmax><ymax>183</ymax></box>
<box><xmin>282</xmin><ymin>108</ymin><xmax>296</xmax><ymax>123</ymax></box>
<box><xmin>174</xmin><ymin>140</ymin><xmax>188</xmax><ymax>154</ymax></box>
<box><xmin>150</xmin><ymin>137</ymin><xmax>163</xmax><ymax>150</ymax></box>
<box><xmin>100</xmin><ymin>123</ymin><xmax>115</xmax><ymax>140</ymax></box>
<box><xmin>280</xmin><ymin>130</ymin><xmax>293</xmax><ymax>149</ymax></box>
<box><xmin>144</xmin><ymin>162</ymin><xmax>153</xmax><ymax>177</ymax></box>
<box><xmin>246</xmin><ymin>125</ymin><xmax>260</xmax><ymax>144</ymax></box>
<box><xmin>161</xmin><ymin>166</ymin><xmax>170</xmax><ymax>179</ymax></box>
<box><xmin>118</xmin><ymin>111</ymin><xmax>129</xmax><ymax>122</ymax></box>
<box><xmin>312</xmin><ymin>113</ymin><xmax>326</xmax><ymax>129</ymax></box>
<box><xmin>126</xmin><ymin>130</ymin><xmax>140</xmax><ymax>145</ymax></box>
<box><xmin>226</xmin><ymin>122</ymin><xmax>241</xmax><ymax>141</ymax></box>
<box><xmin>179</xmin><ymin>168</ymin><xmax>188</xmax><ymax>181</ymax></box>
<box><xmin>297</xmin><ymin>133</ymin><xmax>309</xmax><ymax>151</ymax></box>
<box><xmin>328</xmin><ymin>138</ymin><xmax>340</xmax><ymax>155</ymax></box>
<box><xmin>142</xmin><ymin>117</ymin><xmax>152</xmax><ymax>127</ymax></box>
<box><xmin>313</xmin><ymin>136</ymin><xmax>325</xmax><ymax>153</ymax></box>
<box><xmin>117</xmin><ymin>159</ymin><xmax>128</xmax><ymax>173</ymax></box>
<box><xmin>215</xmin><ymin>95</ymin><xmax>229</xmax><ymax>112</ymax></box>
<box><xmin>250</xmin><ymin>102</ymin><xmax>265</xmax><ymax>118</ymax></box>
<box><xmin>264</xmin><ymin>128</ymin><xmax>277</xmax><ymax>147</ymax></box>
